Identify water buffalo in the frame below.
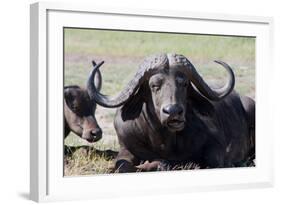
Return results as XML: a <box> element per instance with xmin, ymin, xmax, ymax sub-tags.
<box><xmin>88</xmin><ymin>53</ymin><xmax>255</xmax><ymax>172</ymax></box>
<box><xmin>64</xmin><ymin>61</ymin><xmax>102</xmax><ymax>143</ymax></box>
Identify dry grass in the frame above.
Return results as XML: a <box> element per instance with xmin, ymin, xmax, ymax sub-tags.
<box><xmin>64</xmin><ymin>146</ymin><xmax>117</xmax><ymax>176</ymax></box>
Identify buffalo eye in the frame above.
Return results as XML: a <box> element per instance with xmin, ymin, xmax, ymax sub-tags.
<box><xmin>176</xmin><ymin>77</ymin><xmax>188</xmax><ymax>87</ymax></box>
<box><xmin>149</xmin><ymin>74</ymin><xmax>164</xmax><ymax>92</ymax></box>
<box><xmin>64</xmin><ymin>90</ymin><xmax>74</xmax><ymax>102</ymax></box>
<box><xmin>71</xmin><ymin>104</ymin><xmax>79</xmax><ymax>112</ymax></box>
<box><xmin>150</xmin><ymin>84</ymin><xmax>161</xmax><ymax>92</ymax></box>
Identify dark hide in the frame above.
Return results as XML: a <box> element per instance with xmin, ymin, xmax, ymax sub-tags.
<box><xmin>113</xmin><ymin>59</ymin><xmax>254</xmax><ymax>172</ymax></box>
<box><xmin>115</xmin><ymin>88</ymin><xmax>255</xmax><ymax>172</ymax></box>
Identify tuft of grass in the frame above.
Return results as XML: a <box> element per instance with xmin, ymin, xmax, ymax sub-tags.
<box><xmin>64</xmin><ymin>146</ymin><xmax>118</xmax><ymax>176</ymax></box>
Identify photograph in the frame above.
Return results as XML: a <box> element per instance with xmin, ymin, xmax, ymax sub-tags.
<box><xmin>63</xmin><ymin>28</ymin><xmax>255</xmax><ymax>176</ymax></box>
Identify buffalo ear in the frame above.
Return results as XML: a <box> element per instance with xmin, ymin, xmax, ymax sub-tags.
<box><xmin>188</xmin><ymin>85</ymin><xmax>204</xmax><ymax>100</ymax></box>
<box><xmin>188</xmin><ymin>85</ymin><xmax>214</xmax><ymax>115</ymax></box>
<box><xmin>64</xmin><ymin>88</ymin><xmax>75</xmax><ymax>108</ymax></box>
<box><xmin>121</xmin><ymin>86</ymin><xmax>144</xmax><ymax>121</ymax></box>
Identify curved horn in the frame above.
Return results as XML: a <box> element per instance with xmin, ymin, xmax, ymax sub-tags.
<box><xmin>91</xmin><ymin>60</ymin><xmax>102</xmax><ymax>91</ymax></box>
<box><xmin>87</xmin><ymin>54</ymin><xmax>168</xmax><ymax>108</ymax></box>
<box><xmin>184</xmin><ymin>58</ymin><xmax>235</xmax><ymax>101</ymax></box>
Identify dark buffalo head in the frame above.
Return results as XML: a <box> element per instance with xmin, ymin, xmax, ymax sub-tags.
<box><xmin>147</xmin><ymin>65</ymin><xmax>188</xmax><ymax>131</ymax></box>
<box><xmin>64</xmin><ymin>61</ymin><xmax>102</xmax><ymax>142</ymax></box>
<box><xmin>87</xmin><ymin>54</ymin><xmax>234</xmax><ymax>132</ymax></box>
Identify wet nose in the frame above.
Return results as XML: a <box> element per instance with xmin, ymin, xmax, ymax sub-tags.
<box><xmin>84</xmin><ymin>128</ymin><xmax>102</xmax><ymax>143</ymax></box>
<box><xmin>91</xmin><ymin>128</ymin><xmax>102</xmax><ymax>138</ymax></box>
<box><xmin>163</xmin><ymin>104</ymin><xmax>183</xmax><ymax>116</ymax></box>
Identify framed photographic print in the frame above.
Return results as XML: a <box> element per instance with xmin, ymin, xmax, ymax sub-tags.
<box><xmin>30</xmin><ymin>2</ymin><xmax>274</xmax><ymax>202</ymax></box>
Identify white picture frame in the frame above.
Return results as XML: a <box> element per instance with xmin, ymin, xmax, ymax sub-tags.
<box><xmin>30</xmin><ymin>2</ymin><xmax>274</xmax><ymax>202</ymax></box>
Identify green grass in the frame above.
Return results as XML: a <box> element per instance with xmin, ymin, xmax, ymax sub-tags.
<box><xmin>64</xmin><ymin>28</ymin><xmax>255</xmax><ymax>176</ymax></box>
<box><xmin>65</xmin><ymin>29</ymin><xmax>255</xmax><ymax>62</ymax></box>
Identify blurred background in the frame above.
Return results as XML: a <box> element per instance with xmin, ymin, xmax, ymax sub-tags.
<box><xmin>64</xmin><ymin>28</ymin><xmax>255</xmax><ymax>176</ymax></box>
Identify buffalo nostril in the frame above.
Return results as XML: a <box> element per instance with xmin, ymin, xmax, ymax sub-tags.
<box><xmin>163</xmin><ymin>107</ymin><xmax>170</xmax><ymax>114</ymax></box>
<box><xmin>178</xmin><ymin>108</ymin><xmax>183</xmax><ymax>115</ymax></box>
<box><xmin>91</xmin><ymin>129</ymin><xmax>102</xmax><ymax>137</ymax></box>
<box><xmin>91</xmin><ymin>130</ymin><xmax>97</xmax><ymax>136</ymax></box>
<box><xmin>163</xmin><ymin>104</ymin><xmax>183</xmax><ymax>116</ymax></box>
<box><xmin>174</xmin><ymin>107</ymin><xmax>183</xmax><ymax>115</ymax></box>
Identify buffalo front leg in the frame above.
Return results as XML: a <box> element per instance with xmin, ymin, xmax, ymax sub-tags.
<box><xmin>135</xmin><ymin>160</ymin><xmax>162</xmax><ymax>171</ymax></box>
<box><xmin>115</xmin><ymin>147</ymin><xmax>139</xmax><ymax>173</ymax></box>
<box><xmin>201</xmin><ymin>141</ymin><xmax>225</xmax><ymax>168</ymax></box>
